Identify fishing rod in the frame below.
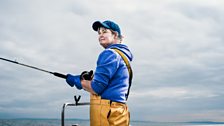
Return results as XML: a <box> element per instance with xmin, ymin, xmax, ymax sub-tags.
<box><xmin>0</xmin><ymin>57</ymin><xmax>67</xmax><ymax>79</ymax></box>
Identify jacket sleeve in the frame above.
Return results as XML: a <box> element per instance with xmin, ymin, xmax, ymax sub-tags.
<box><xmin>91</xmin><ymin>49</ymin><xmax>119</xmax><ymax>95</ymax></box>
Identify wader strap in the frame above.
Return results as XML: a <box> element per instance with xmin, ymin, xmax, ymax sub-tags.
<box><xmin>112</xmin><ymin>48</ymin><xmax>133</xmax><ymax>100</ymax></box>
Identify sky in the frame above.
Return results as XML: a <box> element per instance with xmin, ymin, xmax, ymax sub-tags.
<box><xmin>0</xmin><ymin>0</ymin><xmax>224</xmax><ymax>122</ymax></box>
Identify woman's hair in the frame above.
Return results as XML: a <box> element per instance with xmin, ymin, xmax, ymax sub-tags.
<box><xmin>111</xmin><ymin>30</ymin><xmax>123</xmax><ymax>42</ymax></box>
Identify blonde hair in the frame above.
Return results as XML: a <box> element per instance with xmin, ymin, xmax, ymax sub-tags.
<box><xmin>111</xmin><ymin>30</ymin><xmax>123</xmax><ymax>42</ymax></box>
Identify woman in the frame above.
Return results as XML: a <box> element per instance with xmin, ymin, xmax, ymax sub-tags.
<box><xmin>66</xmin><ymin>20</ymin><xmax>133</xmax><ymax>126</ymax></box>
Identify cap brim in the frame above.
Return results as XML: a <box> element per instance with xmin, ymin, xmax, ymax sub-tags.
<box><xmin>92</xmin><ymin>21</ymin><xmax>110</xmax><ymax>31</ymax></box>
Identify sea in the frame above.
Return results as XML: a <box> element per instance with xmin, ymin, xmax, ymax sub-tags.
<box><xmin>0</xmin><ymin>119</ymin><xmax>224</xmax><ymax>126</ymax></box>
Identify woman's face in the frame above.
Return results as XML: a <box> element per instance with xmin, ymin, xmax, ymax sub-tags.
<box><xmin>97</xmin><ymin>27</ymin><xmax>116</xmax><ymax>48</ymax></box>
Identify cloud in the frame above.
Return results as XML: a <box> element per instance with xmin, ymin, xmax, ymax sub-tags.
<box><xmin>132</xmin><ymin>87</ymin><xmax>219</xmax><ymax>100</ymax></box>
<box><xmin>1</xmin><ymin>0</ymin><xmax>224</xmax><ymax>122</ymax></box>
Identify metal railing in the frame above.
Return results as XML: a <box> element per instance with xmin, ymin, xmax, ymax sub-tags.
<box><xmin>61</xmin><ymin>95</ymin><xmax>90</xmax><ymax>126</ymax></box>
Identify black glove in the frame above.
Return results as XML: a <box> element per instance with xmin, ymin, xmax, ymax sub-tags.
<box><xmin>80</xmin><ymin>70</ymin><xmax>94</xmax><ymax>80</ymax></box>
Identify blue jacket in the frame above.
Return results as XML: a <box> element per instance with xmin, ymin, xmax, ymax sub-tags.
<box><xmin>91</xmin><ymin>44</ymin><xmax>133</xmax><ymax>103</ymax></box>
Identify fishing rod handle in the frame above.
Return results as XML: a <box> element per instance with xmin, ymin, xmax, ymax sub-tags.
<box><xmin>53</xmin><ymin>72</ymin><xmax>67</xmax><ymax>79</ymax></box>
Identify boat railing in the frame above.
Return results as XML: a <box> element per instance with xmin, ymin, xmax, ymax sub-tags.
<box><xmin>61</xmin><ymin>95</ymin><xmax>90</xmax><ymax>126</ymax></box>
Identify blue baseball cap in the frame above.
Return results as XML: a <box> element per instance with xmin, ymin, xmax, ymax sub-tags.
<box><xmin>92</xmin><ymin>20</ymin><xmax>122</xmax><ymax>37</ymax></box>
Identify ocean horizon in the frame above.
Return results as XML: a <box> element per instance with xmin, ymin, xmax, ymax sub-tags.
<box><xmin>0</xmin><ymin>118</ymin><xmax>224</xmax><ymax>126</ymax></box>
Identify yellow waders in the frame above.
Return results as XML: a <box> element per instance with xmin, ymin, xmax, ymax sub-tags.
<box><xmin>90</xmin><ymin>94</ymin><xmax>130</xmax><ymax>126</ymax></box>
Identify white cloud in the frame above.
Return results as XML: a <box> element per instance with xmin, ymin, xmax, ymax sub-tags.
<box><xmin>1</xmin><ymin>0</ymin><xmax>224</xmax><ymax>122</ymax></box>
<box><xmin>132</xmin><ymin>87</ymin><xmax>218</xmax><ymax>99</ymax></box>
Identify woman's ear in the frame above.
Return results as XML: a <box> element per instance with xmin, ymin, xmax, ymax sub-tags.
<box><xmin>113</xmin><ymin>31</ymin><xmax>119</xmax><ymax>39</ymax></box>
